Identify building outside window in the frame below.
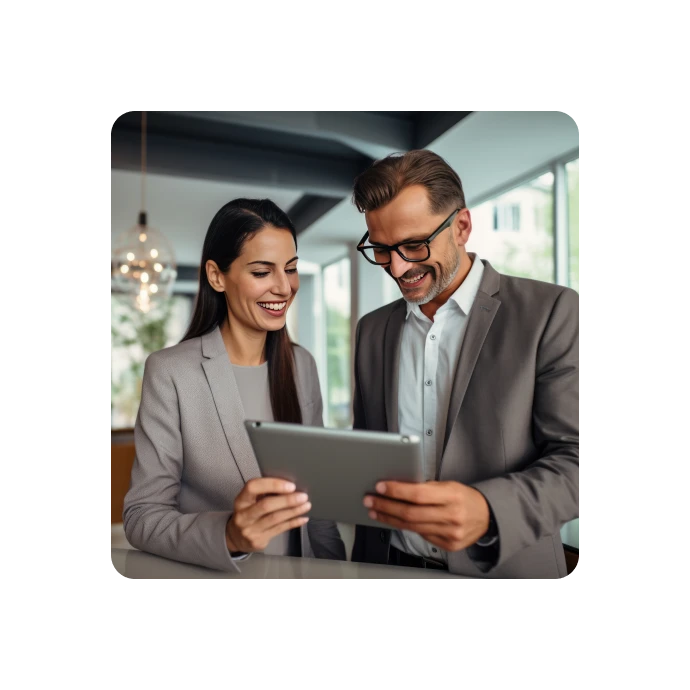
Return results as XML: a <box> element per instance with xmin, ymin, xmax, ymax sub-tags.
<box><xmin>471</xmin><ymin>172</ymin><xmax>554</xmax><ymax>283</ymax></box>
<box><xmin>493</xmin><ymin>203</ymin><xmax>521</xmax><ymax>231</ymax></box>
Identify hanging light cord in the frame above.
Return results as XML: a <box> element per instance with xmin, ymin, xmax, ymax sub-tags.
<box><xmin>139</xmin><ymin>111</ymin><xmax>147</xmax><ymax>226</ymax></box>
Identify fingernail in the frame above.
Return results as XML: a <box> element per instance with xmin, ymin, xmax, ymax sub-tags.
<box><xmin>376</xmin><ymin>482</ymin><xmax>386</xmax><ymax>494</ymax></box>
<box><xmin>363</xmin><ymin>496</ymin><xmax>373</xmax><ymax>508</ymax></box>
<box><xmin>300</xmin><ymin>517</ymin><xmax>309</xmax><ymax>524</ymax></box>
<box><xmin>295</xmin><ymin>493</ymin><xmax>308</xmax><ymax>503</ymax></box>
<box><xmin>303</xmin><ymin>502</ymin><xmax>312</xmax><ymax>511</ymax></box>
<box><xmin>285</xmin><ymin>482</ymin><xmax>296</xmax><ymax>491</ymax></box>
<box><xmin>368</xmin><ymin>510</ymin><xmax>377</xmax><ymax>520</ymax></box>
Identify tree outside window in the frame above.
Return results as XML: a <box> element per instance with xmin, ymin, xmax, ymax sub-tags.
<box><xmin>111</xmin><ymin>295</ymin><xmax>192</xmax><ymax>428</ymax></box>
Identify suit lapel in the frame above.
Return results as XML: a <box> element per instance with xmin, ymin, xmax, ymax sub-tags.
<box><xmin>201</xmin><ymin>327</ymin><xmax>261</xmax><ymax>484</ymax></box>
<box><xmin>383</xmin><ymin>301</ymin><xmax>406</xmax><ymax>433</ymax></box>
<box><xmin>441</xmin><ymin>263</ymin><xmax>502</xmax><ymax>457</ymax></box>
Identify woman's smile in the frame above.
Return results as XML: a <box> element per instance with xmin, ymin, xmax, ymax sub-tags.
<box><xmin>257</xmin><ymin>300</ymin><xmax>288</xmax><ymax>317</ymax></box>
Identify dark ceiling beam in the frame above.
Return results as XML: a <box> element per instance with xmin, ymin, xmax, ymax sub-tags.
<box><xmin>288</xmin><ymin>194</ymin><xmax>345</xmax><ymax>235</ymax></box>
<box><xmin>172</xmin><ymin>111</ymin><xmax>414</xmax><ymax>160</ymax></box>
<box><xmin>112</xmin><ymin>129</ymin><xmax>369</xmax><ymax>196</ymax></box>
<box><xmin>176</xmin><ymin>265</ymin><xmax>201</xmax><ymax>282</ymax></box>
<box><xmin>414</xmin><ymin>112</ymin><xmax>473</xmax><ymax>149</ymax></box>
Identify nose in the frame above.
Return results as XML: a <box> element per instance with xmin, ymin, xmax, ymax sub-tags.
<box><xmin>388</xmin><ymin>251</ymin><xmax>409</xmax><ymax>278</ymax></box>
<box><xmin>271</xmin><ymin>270</ymin><xmax>292</xmax><ymax>296</ymax></box>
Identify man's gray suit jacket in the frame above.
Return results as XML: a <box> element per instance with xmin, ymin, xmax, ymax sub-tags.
<box><xmin>350</xmin><ymin>260</ymin><xmax>578</xmax><ymax>578</ymax></box>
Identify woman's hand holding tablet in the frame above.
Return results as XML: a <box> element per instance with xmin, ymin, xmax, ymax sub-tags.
<box><xmin>225</xmin><ymin>477</ymin><xmax>311</xmax><ymax>554</ymax></box>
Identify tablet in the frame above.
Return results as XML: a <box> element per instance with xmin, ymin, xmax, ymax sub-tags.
<box><xmin>244</xmin><ymin>420</ymin><xmax>424</xmax><ymax>528</ymax></box>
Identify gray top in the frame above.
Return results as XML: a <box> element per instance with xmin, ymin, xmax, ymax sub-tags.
<box><xmin>232</xmin><ymin>362</ymin><xmax>272</xmax><ymax>423</ymax></box>
<box><xmin>232</xmin><ymin>362</ymin><xmax>292</xmax><ymax>558</ymax></box>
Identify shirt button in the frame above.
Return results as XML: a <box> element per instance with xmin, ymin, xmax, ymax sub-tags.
<box><xmin>426</xmin><ymin>429</ymin><xmax>433</xmax><ymax>436</ymax></box>
<box><xmin>425</xmin><ymin>379</ymin><xmax>432</xmax><ymax>386</ymax></box>
<box><xmin>432</xmin><ymin>547</ymin><xmax>438</xmax><ymax>553</ymax></box>
<box><xmin>430</xmin><ymin>334</ymin><xmax>436</xmax><ymax>340</ymax></box>
<box><xmin>380</xmin><ymin>530</ymin><xmax>387</xmax><ymax>543</ymax></box>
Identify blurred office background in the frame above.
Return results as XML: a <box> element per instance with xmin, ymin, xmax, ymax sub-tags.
<box><xmin>111</xmin><ymin>111</ymin><xmax>578</xmax><ymax>561</ymax></box>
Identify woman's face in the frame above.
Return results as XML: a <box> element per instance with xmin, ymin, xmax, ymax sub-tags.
<box><xmin>215</xmin><ymin>226</ymin><xmax>300</xmax><ymax>333</ymax></box>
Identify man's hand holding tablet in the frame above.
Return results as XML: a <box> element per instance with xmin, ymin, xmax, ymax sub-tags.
<box><xmin>363</xmin><ymin>480</ymin><xmax>491</xmax><ymax>552</ymax></box>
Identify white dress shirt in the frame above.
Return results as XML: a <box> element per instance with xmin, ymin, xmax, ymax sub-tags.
<box><xmin>390</xmin><ymin>254</ymin><xmax>485</xmax><ymax>564</ymax></box>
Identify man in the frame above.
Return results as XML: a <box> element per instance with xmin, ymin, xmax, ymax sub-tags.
<box><xmin>350</xmin><ymin>150</ymin><xmax>578</xmax><ymax>578</ymax></box>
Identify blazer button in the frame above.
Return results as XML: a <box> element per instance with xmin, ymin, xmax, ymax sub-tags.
<box><xmin>380</xmin><ymin>530</ymin><xmax>387</xmax><ymax>543</ymax></box>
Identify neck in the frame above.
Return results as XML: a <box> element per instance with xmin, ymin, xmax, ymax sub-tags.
<box><xmin>220</xmin><ymin>316</ymin><xmax>267</xmax><ymax>366</ymax></box>
<box><xmin>419</xmin><ymin>251</ymin><xmax>473</xmax><ymax>321</ymax></box>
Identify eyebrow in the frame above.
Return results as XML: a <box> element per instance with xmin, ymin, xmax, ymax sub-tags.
<box><xmin>247</xmin><ymin>256</ymin><xmax>299</xmax><ymax>267</ymax></box>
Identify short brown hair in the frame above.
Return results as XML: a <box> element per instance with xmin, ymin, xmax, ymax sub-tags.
<box><xmin>352</xmin><ymin>149</ymin><xmax>466</xmax><ymax>214</ymax></box>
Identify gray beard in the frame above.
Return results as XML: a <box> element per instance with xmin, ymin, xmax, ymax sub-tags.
<box><xmin>402</xmin><ymin>251</ymin><xmax>461</xmax><ymax>305</ymax></box>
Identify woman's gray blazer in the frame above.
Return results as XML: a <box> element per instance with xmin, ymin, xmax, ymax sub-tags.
<box><xmin>123</xmin><ymin>326</ymin><xmax>346</xmax><ymax>571</ymax></box>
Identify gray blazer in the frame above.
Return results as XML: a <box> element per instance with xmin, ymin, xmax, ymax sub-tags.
<box><xmin>351</xmin><ymin>260</ymin><xmax>578</xmax><ymax>578</ymax></box>
<box><xmin>123</xmin><ymin>326</ymin><xmax>346</xmax><ymax>571</ymax></box>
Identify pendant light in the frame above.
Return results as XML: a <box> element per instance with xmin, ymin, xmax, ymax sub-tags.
<box><xmin>111</xmin><ymin>112</ymin><xmax>177</xmax><ymax>313</ymax></box>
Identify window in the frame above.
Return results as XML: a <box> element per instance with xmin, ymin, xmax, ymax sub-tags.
<box><xmin>111</xmin><ymin>294</ymin><xmax>192</xmax><ymax>429</ymax></box>
<box><xmin>471</xmin><ymin>172</ymin><xmax>554</xmax><ymax>282</ymax></box>
<box><xmin>468</xmin><ymin>158</ymin><xmax>579</xmax><ymax>549</ymax></box>
<box><xmin>567</xmin><ymin>158</ymin><xmax>579</xmax><ymax>292</ymax></box>
<box><xmin>493</xmin><ymin>203</ymin><xmax>521</xmax><ymax>231</ymax></box>
<box><xmin>323</xmin><ymin>257</ymin><xmax>351</xmax><ymax>428</ymax></box>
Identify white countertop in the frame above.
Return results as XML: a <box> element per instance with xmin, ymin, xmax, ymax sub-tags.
<box><xmin>106</xmin><ymin>548</ymin><xmax>486</xmax><ymax>584</ymax></box>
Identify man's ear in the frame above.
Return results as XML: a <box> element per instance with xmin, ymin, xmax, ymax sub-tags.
<box><xmin>206</xmin><ymin>260</ymin><xmax>225</xmax><ymax>293</ymax></box>
<box><xmin>455</xmin><ymin>208</ymin><xmax>472</xmax><ymax>247</ymax></box>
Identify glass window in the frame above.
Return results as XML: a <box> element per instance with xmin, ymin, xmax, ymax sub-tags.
<box><xmin>470</xmin><ymin>172</ymin><xmax>554</xmax><ymax>283</ymax></box>
<box><xmin>493</xmin><ymin>203</ymin><xmax>521</xmax><ymax>231</ymax></box>
<box><xmin>566</xmin><ymin>158</ymin><xmax>579</xmax><ymax>292</ymax></box>
<box><xmin>382</xmin><ymin>270</ymin><xmax>402</xmax><ymax>305</ymax></box>
<box><xmin>111</xmin><ymin>294</ymin><xmax>192</xmax><ymax>429</ymax></box>
<box><xmin>323</xmin><ymin>257</ymin><xmax>351</xmax><ymax>428</ymax></box>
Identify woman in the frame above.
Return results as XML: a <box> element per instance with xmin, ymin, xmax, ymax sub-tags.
<box><xmin>123</xmin><ymin>199</ymin><xmax>345</xmax><ymax>570</ymax></box>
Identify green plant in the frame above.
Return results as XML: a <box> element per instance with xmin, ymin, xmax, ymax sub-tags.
<box><xmin>111</xmin><ymin>295</ymin><xmax>175</xmax><ymax>427</ymax></box>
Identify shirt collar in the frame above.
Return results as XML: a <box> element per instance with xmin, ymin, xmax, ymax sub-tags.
<box><xmin>405</xmin><ymin>253</ymin><xmax>485</xmax><ymax>320</ymax></box>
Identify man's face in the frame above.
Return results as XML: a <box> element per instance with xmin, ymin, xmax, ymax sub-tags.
<box><xmin>365</xmin><ymin>185</ymin><xmax>470</xmax><ymax>305</ymax></box>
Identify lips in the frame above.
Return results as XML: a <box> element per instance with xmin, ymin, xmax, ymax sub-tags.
<box><xmin>257</xmin><ymin>301</ymin><xmax>287</xmax><ymax>317</ymax></box>
<box><xmin>399</xmin><ymin>271</ymin><xmax>428</xmax><ymax>288</ymax></box>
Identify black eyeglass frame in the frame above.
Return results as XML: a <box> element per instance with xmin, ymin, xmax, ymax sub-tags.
<box><xmin>356</xmin><ymin>208</ymin><xmax>461</xmax><ymax>265</ymax></box>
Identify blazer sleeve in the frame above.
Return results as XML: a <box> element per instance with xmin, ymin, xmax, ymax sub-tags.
<box><xmin>123</xmin><ymin>352</ymin><xmax>241</xmax><ymax>572</ymax></box>
<box><xmin>471</xmin><ymin>288</ymin><xmax>579</xmax><ymax>568</ymax></box>
<box><xmin>301</xmin><ymin>350</ymin><xmax>347</xmax><ymax>562</ymax></box>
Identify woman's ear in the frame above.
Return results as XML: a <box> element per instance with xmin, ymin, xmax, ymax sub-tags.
<box><xmin>206</xmin><ymin>260</ymin><xmax>225</xmax><ymax>293</ymax></box>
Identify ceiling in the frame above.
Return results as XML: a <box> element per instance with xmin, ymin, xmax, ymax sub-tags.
<box><xmin>111</xmin><ymin>111</ymin><xmax>578</xmax><ymax>271</ymax></box>
<box><xmin>297</xmin><ymin>111</ymin><xmax>579</xmax><ymax>264</ymax></box>
<box><xmin>111</xmin><ymin>111</ymin><xmax>472</xmax><ymax>274</ymax></box>
<box><xmin>111</xmin><ymin>170</ymin><xmax>302</xmax><ymax>266</ymax></box>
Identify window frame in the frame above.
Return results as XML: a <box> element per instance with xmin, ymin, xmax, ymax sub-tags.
<box><xmin>468</xmin><ymin>147</ymin><xmax>579</xmax><ymax>288</ymax></box>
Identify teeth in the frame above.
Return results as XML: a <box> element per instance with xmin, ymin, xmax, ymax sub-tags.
<box><xmin>401</xmin><ymin>272</ymin><xmax>427</xmax><ymax>284</ymax></box>
<box><xmin>258</xmin><ymin>302</ymin><xmax>287</xmax><ymax>311</ymax></box>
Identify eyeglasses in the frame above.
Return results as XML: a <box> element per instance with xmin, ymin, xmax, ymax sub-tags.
<box><xmin>356</xmin><ymin>208</ymin><xmax>461</xmax><ymax>266</ymax></box>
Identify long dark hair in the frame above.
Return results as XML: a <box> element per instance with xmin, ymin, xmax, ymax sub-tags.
<box><xmin>182</xmin><ymin>198</ymin><xmax>302</xmax><ymax>424</ymax></box>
